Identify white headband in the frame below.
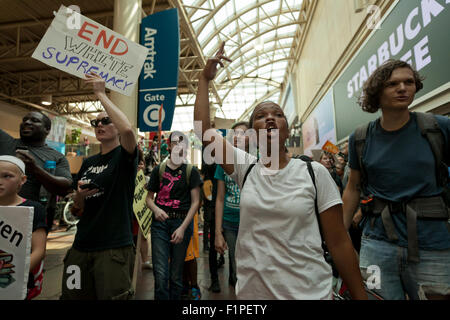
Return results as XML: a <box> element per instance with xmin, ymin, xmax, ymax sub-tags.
<box><xmin>0</xmin><ymin>155</ymin><xmax>26</xmax><ymax>174</ymax></box>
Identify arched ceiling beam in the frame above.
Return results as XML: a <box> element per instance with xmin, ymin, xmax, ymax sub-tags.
<box><xmin>220</xmin><ymin>76</ymin><xmax>281</xmax><ymax>89</ymax></box>
<box><xmin>214</xmin><ymin>21</ymin><xmax>299</xmax><ymax>80</ymax></box>
<box><xmin>186</xmin><ymin>0</ymin><xmax>209</xmax><ymax>18</ymax></box>
<box><xmin>217</xmin><ymin>44</ymin><xmax>292</xmax><ymax>83</ymax></box>
<box><xmin>191</xmin><ymin>0</ymin><xmax>228</xmax><ymax>35</ymax></box>
<box><xmin>220</xmin><ymin>35</ymin><xmax>293</xmax><ymax>66</ymax></box>
<box><xmin>220</xmin><ymin>57</ymin><xmax>292</xmax><ymax>102</ymax></box>
<box><xmin>199</xmin><ymin>5</ymin><xmax>300</xmax><ymax>53</ymax></box>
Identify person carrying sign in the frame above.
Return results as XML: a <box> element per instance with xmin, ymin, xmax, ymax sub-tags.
<box><xmin>145</xmin><ymin>131</ymin><xmax>201</xmax><ymax>300</ymax></box>
<box><xmin>61</xmin><ymin>72</ymin><xmax>138</xmax><ymax>300</ymax></box>
<box><xmin>343</xmin><ymin>60</ymin><xmax>450</xmax><ymax>300</ymax></box>
<box><xmin>0</xmin><ymin>156</ymin><xmax>47</xmax><ymax>299</ymax></box>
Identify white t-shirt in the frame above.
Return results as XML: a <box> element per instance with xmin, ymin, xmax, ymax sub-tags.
<box><xmin>230</xmin><ymin>147</ymin><xmax>343</xmax><ymax>300</ymax></box>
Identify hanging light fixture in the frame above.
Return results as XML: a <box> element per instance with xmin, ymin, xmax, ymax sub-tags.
<box><xmin>41</xmin><ymin>94</ymin><xmax>52</xmax><ymax>106</ymax></box>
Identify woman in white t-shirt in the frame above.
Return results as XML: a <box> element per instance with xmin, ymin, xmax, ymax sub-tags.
<box><xmin>194</xmin><ymin>42</ymin><xmax>367</xmax><ymax>300</ymax></box>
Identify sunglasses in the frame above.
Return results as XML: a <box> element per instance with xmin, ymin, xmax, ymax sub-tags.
<box><xmin>90</xmin><ymin>117</ymin><xmax>112</xmax><ymax>127</ymax></box>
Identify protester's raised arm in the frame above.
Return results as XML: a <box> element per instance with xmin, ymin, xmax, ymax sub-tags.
<box><xmin>85</xmin><ymin>73</ymin><xmax>137</xmax><ymax>154</ymax></box>
<box><xmin>194</xmin><ymin>42</ymin><xmax>235</xmax><ymax>175</ymax></box>
<box><xmin>194</xmin><ymin>42</ymin><xmax>231</xmax><ymax>139</ymax></box>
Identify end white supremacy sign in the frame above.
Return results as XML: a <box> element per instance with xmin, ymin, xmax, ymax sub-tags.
<box><xmin>32</xmin><ymin>5</ymin><xmax>149</xmax><ymax>96</ymax></box>
<box><xmin>0</xmin><ymin>206</ymin><xmax>33</xmax><ymax>300</ymax></box>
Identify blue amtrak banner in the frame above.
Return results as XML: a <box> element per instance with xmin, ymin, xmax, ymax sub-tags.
<box><xmin>138</xmin><ymin>8</ymin><xmax>179</xmax><ymax>132</ymax></box>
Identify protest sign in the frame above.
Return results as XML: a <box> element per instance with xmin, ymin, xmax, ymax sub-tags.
<box><xmin>133</xmin><ymin>171</ymin><xmax>152</xmax><ymax>238</ymax></box>
<box><xmin>0</xmin><ymin>206</ymin><xmax>33</xmax><ymax>300</ymax></box>
<box><xmin>322</xmin><ymin>140</ymin><xmax>339</xmax><ymax>154</ymax></box>
<box><xmin>32</xmin><ymin>5</ymin><xmax>149</xmax><ymax>96</ymax></box>
<box><xmin>138</xmin><ymin>9</ymin><xmax>179</xmax><ymax>132</ymax></box>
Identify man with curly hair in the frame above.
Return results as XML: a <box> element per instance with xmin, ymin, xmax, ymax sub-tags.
<box><xmin>342</xmin><ymin>60</ymin><xmax>450</xmax><ymax>300</ymax></box>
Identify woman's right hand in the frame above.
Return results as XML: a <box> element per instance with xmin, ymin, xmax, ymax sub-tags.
<box><xmin>154</xmin><ymin>207</ymin><xmax>169</xmax><ymax>222</ymax></box>
<box><xmin>75</xmin><ymin>181</ymin><xmax>99</xmax><ymax>199</ymax></box>
<box><xmin>201</xmin><ymin>42</ymin><xmax>232</xmax><ymax>81</ymax></box>
<box><xmin>73</xmin><ymin>181</ymin><xmax>99</xmax><ymax>209</ymax></box>
<box><xmin>215</xmin><ymin>232</ymin><xmax>228</xmax><ymax>255</ymax></box>
<box><xmin>85</xmin><ymin>72</ymin><xmax>106</xmax><ymax>96</ymax></box>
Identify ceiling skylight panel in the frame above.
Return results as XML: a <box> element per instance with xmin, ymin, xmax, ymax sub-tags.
<box><xmin>270</xmin><ymin>70</ymin><xmax>287</xmax><ymax>79</ymax></box>
<box><xmin>198</xmin><ymin>24</ymin><xmax>214</xmax><ymax>45</ymax></box>
<box><xmin>260</xmin><ymin>1</ymin><xmax>281</xmax><ymax>16</ymax></box>
<box><xmin>191</xmin><ymin>8</ymin><xmax>209</xmax><ymax>27</ymax></box>
<box><xmin>240</xmin><ymin>9</ymin><xmax>257</xmax><ymax>27</ymax></box>
<box><xmin>285</xmin><ymin>0</ymin><xmax>303</xmax><ymax>9</ymax></box>
<box><xmin>278</xmin><ymin>14</ymin><xmax>293</xmax><ymax>24</ymax></box>
<box><xmin>214</xmin><ymin>3</ymin><xmax>231</xmax><ymax>27</ymax></box>
<box><xmin>277</xmin><ymin>24</ymin><xmax>297</xmax><ymax>36</ymax></box>
<box><xmin>258</xmin><ymin>64</ymin><xmax>274</xmax><ymax>74</ymax></box>
<box><xmin>234</xmin><ymin>0</ymin><xmax>249</xmax><ymax>13</ymax></box>
<box><xmin>204</xmin><ymin>40</ymin><xmax>217</xmax><ymax>57</ymax></box>
<box><xmin>276</xmin><ymin>37</ymin><xmax>292</xmax><ymax>46</ymax></box>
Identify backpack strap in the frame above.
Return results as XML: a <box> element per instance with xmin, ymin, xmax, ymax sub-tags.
<box><xmin>415</xmin><ymin>112</ymin><xmax>448</xmax><ymax>187</ymax></box>
<box><xmin>354</xmin><ymin>122</ymin><xmax>370</xmax><ymax>189</ymax></box>
<box><xmin>186</xmin><ymin>163</ymin><xmax>193</xmax><ymax>188</ymax></box>
<box><xmin>305</xmin><ymin>160</ymin><xmax>320</xmax><ymax>236</ymax></box>
<box><xmin>242</xmin><ymin>162</ymin><xmax>256</xmax><ymax>189</ymax></box>
<box><xmin>158</xmin><ymin>158</ymin><xmax>168</xmax><ymax>182</ymax></box>
<box><xmin>302</xmin><ymin>158</ymin><xmax>333</xmax><ymax>269</ymax></box>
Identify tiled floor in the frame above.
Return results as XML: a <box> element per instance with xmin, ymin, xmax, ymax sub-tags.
<box><xmin>38</xmin><ymin>227</ymin><xmax>237</xmax><ymax>300</ymax></box>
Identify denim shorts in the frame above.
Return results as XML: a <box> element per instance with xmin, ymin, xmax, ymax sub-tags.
<box><xmin>359</xmin><ymin>235</ymin><xmax>450</xmax><ymax>300</ymax></box>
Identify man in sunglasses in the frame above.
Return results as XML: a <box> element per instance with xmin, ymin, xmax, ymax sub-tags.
<box><xmin>61</xmin><ymin>72</ymin><xmax>138</xmax><ymax>300</ymax></box>
<box><xmin>0</xmin><ymin>111</ymin><xmax>73</xmax><ymax>230</ymax></box>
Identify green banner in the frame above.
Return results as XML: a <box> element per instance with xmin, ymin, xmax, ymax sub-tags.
<box><xmin>333</xmin><ymin>0</ymin><xmax>450</xmax><ymax>141</ymax></box>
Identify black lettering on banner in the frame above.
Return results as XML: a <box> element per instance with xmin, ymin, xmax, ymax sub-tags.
<box><xmin>0</xmin><ymin>220</ymin><xmax>24</xmax><ymax>247</ymax></box>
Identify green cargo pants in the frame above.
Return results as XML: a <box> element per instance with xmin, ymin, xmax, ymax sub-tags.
<box><xmin>60</xmin><ymin>245</ymin><xmax>135</xmax><ymax>300</ymax></box>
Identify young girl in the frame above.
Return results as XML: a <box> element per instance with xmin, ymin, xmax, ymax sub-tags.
<box><xmin>0</xmin><ymin>155</ymin><xmax>47</xmax><ymax>299</ymax></box>
<box><xmin>145</xmin><ymin>132</ymin><xmax>201</xmax><ymax>300</ymax></box>
<box><xmin>194</xmin><ymin>42</ymin><xmax>367</xmax><ymax>300</ymax></box>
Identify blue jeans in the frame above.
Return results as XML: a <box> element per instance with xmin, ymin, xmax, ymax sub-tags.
<box><xmin>359</xmin><ymin>235</ymin><xmax>450</xmax><ymax>300</ymax></box>
<box><xmin>223</xmin><ymin>221</ymin><xmax>239</xmax><ymax>285</ymax></box>
<box><xmin>151</xmin><ymin>218</ymin><xmax>193</xmax><ymax>300</ymax></box>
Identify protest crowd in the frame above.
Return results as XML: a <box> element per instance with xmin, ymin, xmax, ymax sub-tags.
<box><xmin>0</xmin><ymin>0</ymin><xmax>449</xmax><ymax>302</ymax></box>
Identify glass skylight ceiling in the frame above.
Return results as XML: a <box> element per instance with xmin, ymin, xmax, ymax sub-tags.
<box><xmin>174</xmin><ymin>0</ymin><xmax>303</xmax><ymax>131</ymax></box>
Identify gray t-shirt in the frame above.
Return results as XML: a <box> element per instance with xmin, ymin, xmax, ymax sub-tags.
<box><xmin>0</xmin><ymin>129</ymin><xmax>72</xmax><ymax>201</ymax></box>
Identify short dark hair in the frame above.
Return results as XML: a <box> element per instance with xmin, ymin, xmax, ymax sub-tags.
<box><xmin>249</xmin><ymin>101</ymin><xmax>287</xmax><ymax>129</ymax></box>
<box><xmin>28</xmin><ymin>111</ymin><xmax>51</xmax><ymax>131</ymax></box>
<box><xmin>358</xmin><ymin>60</ymin><xmax>424</xmax><ymax>113</ymax></box>
<box><xmin>231</xmin><ymin>121</ymin><xmax>249</xmax><ymax>130</ymax></box>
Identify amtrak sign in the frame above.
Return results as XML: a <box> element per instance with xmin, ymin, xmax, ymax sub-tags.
<box><xmin>138</xmin><ymin>9</ymin><xmax>179</xmax><ymax>132</ymax></box>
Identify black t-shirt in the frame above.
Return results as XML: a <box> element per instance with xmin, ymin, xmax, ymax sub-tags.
<box><xmin>147</xmin><ymin>163</ymin><xmax>202</xmax><ymax>213</ymax></box>
<box><xmin>73</xmin><ymin>146</ymin><xmax>138</xmax><ymax>252</ymax></box>
<box><xmin>18</xmin><ymin>199</ymin><xmax>48</xmax><ymax>233</ymax></box>
<box><xmin>0</xmin><ymin>129</ymin><xmax>73</xmax><ymax>201</ymax></box>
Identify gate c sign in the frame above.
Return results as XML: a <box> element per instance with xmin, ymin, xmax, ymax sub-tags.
<box><xmin>138</xmin><ymin>9</ymin><xmax>179</xmax><ymax>132</ymax></box>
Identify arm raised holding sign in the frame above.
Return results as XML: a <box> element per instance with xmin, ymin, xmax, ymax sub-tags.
<box><xmin>61</xmin><ymin>73</ymin><xmax>139</xmax><ymax>300</ymax></box>
<box><xmin>85</xmin><ymin>72</ymin><xmax>137</xmax><ymax>155</ymax></box>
